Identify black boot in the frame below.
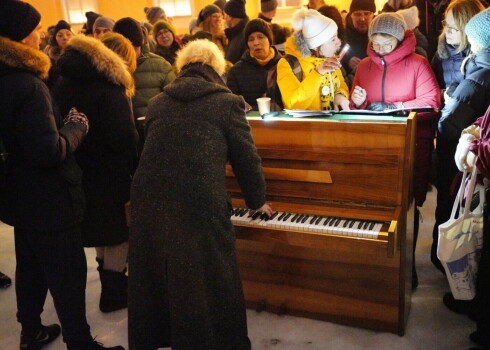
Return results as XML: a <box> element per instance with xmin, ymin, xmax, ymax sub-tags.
<box><xmin>0</xmin><ymin>271</ymin><xmax>11</xmax><ymax>288</ymax></box>
<box><xmin>20</xmin><ymin>323</ymin><xmax>61</xmax><ymax>350</ymax></box>
<box><xmin>98</xmin><ymin>268</ymin><xmax>127</xmax><ymax>313</ymax></box>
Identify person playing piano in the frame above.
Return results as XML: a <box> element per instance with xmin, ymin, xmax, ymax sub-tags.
<box><xmin>127</xmin><ymin>39</ymin><xmax>272</xmax><ymax>350</ymax></box>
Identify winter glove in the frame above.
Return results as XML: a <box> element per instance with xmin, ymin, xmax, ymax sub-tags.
<box><xmin>367</xmin><ymin>102</ymin><xmax>397</xmax><ymax>111</ymax></box>
<box><xmin>462</xmin><ymin>124</ymin><xmax>481</xmax><ymax>138</ymax></box>
<box><xmin>454</xmin><ymin>133</ymin><xmax>476</xmax><ymax>172</ymax></box>
<box><xmin>59</xmin><ymin>107</ymin><xmax>89</xmax><ymax>154</ymax></box>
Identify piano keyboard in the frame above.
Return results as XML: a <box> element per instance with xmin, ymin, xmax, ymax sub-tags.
<box><xmin>231</xmin><ymin>208</ymin><xmax>385</xmax><ymax>238</ymax></box>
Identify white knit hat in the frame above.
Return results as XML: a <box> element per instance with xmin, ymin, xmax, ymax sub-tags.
<box><xmin>396</xmin><ymin>6</ymin><xmax>420</xmax><ymax>30</ymax></box>
<box><xmin>292</xmin><ymin>9</ymin><xmax>338</xmax><ymax>49</ymax></box>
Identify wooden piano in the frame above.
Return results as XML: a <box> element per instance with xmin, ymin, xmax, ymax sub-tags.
<box><xmin>226</xmin><ymin>112</ymin><xmax>416</xmax><ymax>335</ymax></box>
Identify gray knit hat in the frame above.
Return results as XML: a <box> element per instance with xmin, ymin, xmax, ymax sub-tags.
<box><xmin>368</xmin><ymin>13</ymin><xmax>407</xmax><ymax>42</ymax></box>
<box><xmin>93</xmin><ymin>16</ymin><xmax>115</xmax><ymax>31</ymax></box>
<box><xmin>465</xmin><ymin>8</ymin><xmax>490</xmax><ymax>50</ymax></box>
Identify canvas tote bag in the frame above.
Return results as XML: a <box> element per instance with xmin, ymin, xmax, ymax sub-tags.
<box><xmin>437</xmin><ymin>166</ymin><xmax>485</xmax><ymax>300</ymax></box>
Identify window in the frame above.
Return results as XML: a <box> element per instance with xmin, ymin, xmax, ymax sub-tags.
<box><xmin>155</xmin><ymin>0</ymin><xmax>192</xmax><ymax>17</ymax></box>
<box><xmin>63</xmin><ymin>0</ymin><xmax>97</xmax><ymax>24</ymax></box>
<box><xmin>277</xmin><ymin>0</ymin><xmax>302</xmax><ymax>8</ymax></box>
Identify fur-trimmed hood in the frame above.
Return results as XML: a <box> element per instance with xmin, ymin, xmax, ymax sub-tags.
<box><xmin>58</xmin><ymin>35</ymin><xmax>134</xmax><ymax>96</ymax></box>
<box><xmin>0</xmin><ymin>36</ymin><xmax>51</xmax><ymax>79</ymax></box>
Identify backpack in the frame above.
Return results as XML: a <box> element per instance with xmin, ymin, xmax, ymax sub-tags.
<box><xmin>266</xmin><ymin>54</ymin><xmax>302</xmax><ymax>112</ymax></box>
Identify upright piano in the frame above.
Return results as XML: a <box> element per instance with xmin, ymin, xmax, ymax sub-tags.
<box><xmin>226</xmin><ymin>112</ymin><xmax>416</xmax><ymax>335</ymax></box>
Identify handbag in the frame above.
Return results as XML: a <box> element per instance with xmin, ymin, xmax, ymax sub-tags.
<box><xmin>437</xmin><ymin>165</ymin><xmax>485</xmax><ymax>300</ymax></box>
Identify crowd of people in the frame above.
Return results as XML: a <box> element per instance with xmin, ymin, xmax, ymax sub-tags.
<box><xmin>1</xmin><ymin>0</ymin><xmax>490</xmax><ymax>349</ymax></box>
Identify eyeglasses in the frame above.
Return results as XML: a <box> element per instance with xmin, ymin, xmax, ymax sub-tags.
<box><xmin>371</xmin><ymin>42</ymin><xmax>393</xmax><ymax>51</ymax></box>
<box><xmin>442</xmin><ymin>20</ymin><xmax>460</xmax><ymax>34</ymax></box>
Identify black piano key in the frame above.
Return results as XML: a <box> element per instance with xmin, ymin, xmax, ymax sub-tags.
<box><xmin>291</xmin><ymin>214</ymin><xmax>299</xmax><ymax>222</ymax></box>
<box><xmin>349</xmin><ymin>221</ymin><xmax>355</xmax><ymax>228</ymax></box>
<box><xmin>239</xmin><ymin>209</ymin><xmax>248</xmax><ymax>217</ymax></box>
<box><xmin>343</xmin><ymin>220</ymin><xmax>349</xmax><ymax>228</ymax></box>
<box><xmin>309</xmin><ymin>215</ymin><xmax>317</xmax><ymax>224</ymax></box>
<box><xmin>278</xmin><ymin>212</ymin><xmax>286</xmax><ymax>220</ymax></box>
<box><xmin>259</xmin><ymin>213</ymin><xmax>267</xmax><ymax>220</ymax></box>
<box><xmin>357</xmin><ymin>221</ymin><xmax>363</xmax><ymax>229</ymax></box>
<box><xmin>283</xmin><ymin>213</ymin><xmax>291</xmax><ymax>221</ymax></box>
<box><xmin>323</xmin><ymin>217</ymin><xmax>332</xmax><ymax>226</ymax></box>
<box><xmin>251</xmin><ymin>211</ymin><xmax>261</xmax><ymax>220</ymax></box>
<box><xmin>301</xmin><ymin>215</ymin><xmax>310</xmax><ymax>223</ymax></box>
<box><xmin>270</xmin><ymin>212</ymin><xmax>279</xmax><ymax>220</ymax></box>
<box><xmin>315</xmin><ymin>216</ymin><xmax>323</xmax><ymax>225</ymax></box>
<box><xmin>297</xmin><ymin>214</ymin><xmax>305</xmax><ymax>223</ymax></box>
<box><xmin>362</xmin><ymin>221</ymin><xmax>369</xmax><ymax>229</ymax></box>
<box><xmin>369</xmin><ymin>222</ymin><xmax>375</xmax><ymax>230</ymax></box>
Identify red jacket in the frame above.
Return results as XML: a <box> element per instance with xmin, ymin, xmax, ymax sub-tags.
<box><xmin>351</xmin><ymin>30</ymin><xmax>440</xmax><ymax>112</ymax></box>
<box><xmin>351</xmin><ymin>30</ymin><xmax>441</xmax><ymax>207</ymax></box>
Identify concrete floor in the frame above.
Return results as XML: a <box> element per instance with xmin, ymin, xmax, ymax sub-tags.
<box><xmin>0</xmin><ymin>189</ymin><xmax>479</xmax><ymax>350</ymax></box>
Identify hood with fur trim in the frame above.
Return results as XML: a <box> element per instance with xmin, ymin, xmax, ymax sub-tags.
<box><xmin>58</xmin><ymin>35</ymin><xmax>134</xmax><ymax>96</ymax></box>
<box><xmin>0</xmin><ymin>36</ymin><xmax>51</xmax><ymax>79</ymax></box>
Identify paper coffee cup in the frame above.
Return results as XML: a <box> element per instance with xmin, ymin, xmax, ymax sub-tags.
<box><xmin>257</xmin><ymin>97</ymin><xmax>271</xmax><ymax>115</ymax></box>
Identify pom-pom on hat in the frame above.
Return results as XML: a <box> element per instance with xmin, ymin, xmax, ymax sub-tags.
<box><xmin>0</xmin><ymin>0</ymin><xmax>41</xmax><ymax>42</ymax></box>
<box><xmin>224</xmin><ymin>0</ymin><xmax>247</xmax><ymax>19</ymax></box>
<box><xmin>93</xmin><ymin>16</ymin><xmax>115</xmax><ymax>31</ymax></box>
<box><xmin>292</xmin><ymin>9</ymin><xmax>338</xmax><ymax>49</ymax></box>
<box><xmin>465</xmin><ymin>8</ymin><xmax>490</xmax><ymax>50</ymax></box>
<box><xmin>144</xmin><ymin>6</ymin><xmax>167</xmax><ymax>25</ymax></box>
<box><xmin>368</xmin><ymin>12</ymin><xmax>407</xmax><ymax>42</ymax></box>
<box><xmin>349</xmin><ymin>0</ymin><xmax>376</xmax><ymax>13</ymax></box>
<box><xmin>396</xmin><ymin>6</ymin><xmax>420</xmax><ymax>30</ymax></box>
<box><xmin>114</xmin><ymin>17</ymin><xmax>144</xmax><ymax>47</ymax></box>
<box><xmin>245</xmin><ymin>18</ymin><xmax>273</xmax><ymax>45</ymax></box>
<box><xmin>261</xmin><ymin>0</ymin><xmax>278</xmax><ymax>13</ymax></box>
<box><xmin>153</xmin><ymin>20</ymin><xmax>176</xmax><ymax>38</ymax></box>
<box><xmin>197</xmin><ymin>5</ymin><xmax>221</xmax><ymax>26</ymax></box>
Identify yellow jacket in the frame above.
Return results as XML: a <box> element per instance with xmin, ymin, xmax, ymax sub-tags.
<box><xmin>277</xmin><ymin>36</ymin><xmax>349</xmax><ymax>110</ymax></box>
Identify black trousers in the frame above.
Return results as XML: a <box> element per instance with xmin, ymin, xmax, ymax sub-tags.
<box><xmin>14</xmin><ymin>226</ymin><xmax>92</xmax><ymax>346</ymax></box>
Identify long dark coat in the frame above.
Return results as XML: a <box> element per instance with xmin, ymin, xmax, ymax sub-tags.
<box><xmin>52</xmin><ymin>35</ymin><xmax>139</xmax><ymax>247</ymax></box>
<box><xmin>128</xmin><ymin>63</ymin><xmax>266</xmax><ymax>350</ymax></box>
<box><xmin>0</xmin><ymin>36</ymin><xmax>85</xmax><ymax>230</ymax></box>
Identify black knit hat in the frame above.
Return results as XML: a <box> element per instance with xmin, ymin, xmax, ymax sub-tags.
<box><xmin>224</xmin><ymin>0</ymin><xmax>247</xmax><ymax>19</ymax></box>
<box><xmin>245</xmin><ymin>18</ymin><xmax>273</xmax><ymax>45</ymax></box>
<box><xmin>214</xmin><ymin>0</ymin><xmax>226</xmax><ymax>11</ymax></box>
<box><xmin>0</xmin><ymin>0</ymin><xmax>41</xmax><ymax>42</ymax></box>
<box><xmin>197</xmin><ymin>5</ymin><xmax>221</xmax><ymax>26</ymax></box>
<box><xmin>85</xmin><ymin>11</ymin><xmax>101</xmax><ymax>35</ymax></box>
<box><xmin>53</xmin><ymin>20</ymin><xmax>71</xmax><ymax>35</ymax></box>
<box><xmin>114</xmin><ymin>17</ymin><xmax>144</xmax><ymax>47</ymax></box>
<box><xmin>350</xmin><ymin>0</ymin><xmax>376</xmax><ymax>13</ymax></box>
<box><xmin>261</xmin><ymin>0</ymin><xmax>278</xmax><ymax>13</ymax></box>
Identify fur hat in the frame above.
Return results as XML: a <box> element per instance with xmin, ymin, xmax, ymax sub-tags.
<box><xmin>349</xmin><ymin>0</ymin><xmax>376</xmax><ymax>13</ymax></box>
<box><xmin>292</xmin><ymin>9</ymin><xmax>338</xmax><ymax>50</ymax></box>
<box><xmin>84</xmin><ymin>11</ymin><xmax>101</xmax><ymax>35</ymax></box>
<box><xmin>245</xmin><ymin>19</ymin><xmax>273</xmax><ymax>45</ymax></box>
<box><xmin>93</xmin><ymin>16</ymin><xmax>115</xmax><ymax>31</ymax></box>
<box><xmin>465</xmin><ymin>7</ymin><xmax>490</xmax><ymax>50</ymax></box>
<box><xmin>224</xmin><ymin>0</ymin><xmax>247</xmax><ymax>19</ymax></box>
<box><xmin>0</xmin><ymin>0</ymin><xmax>41</xmax><ymax>42</ymax></box>
<box><xmin>175</xmin><ymin>39</ymin><xmax>226</xmax><ymax>75</ymax></box>
<box><xmin>144</xmin><ymin>6</ymin><xmax>167</xmax><ymax>25</ymax></box>
<box><xmin>396</xmin><ymin>6</ymin><xmax>419</xmax><ymax>30</ymax></box>
<box><xmin>197</xmin><ymin>5</ymin><xmax>221</xmax><ymax>26</ymax></box>
<box><xmin>261</xmin><ymin>0</ymin><xmax>278</xmax><ymax>13</ymax></box>
<box><xmin>368</xmin><ymin>12</ymin><xmax>407</xmax><ymax>42</ymax></box>
<box><xmin>114</xmin><ymin>17</ymin><xmax>144</xmax><ymax>47</ymax></box>
<box><xmin>153</xmin><ymin>20</ymin><xmax>176</xmax><ymax>38</ymax></box>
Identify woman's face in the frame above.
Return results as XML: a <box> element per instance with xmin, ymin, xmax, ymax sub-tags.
<box><xmin>55</xmin><ymin>29</ymin><xmax>73</xmax><ymax>49</ymax></box>
<box><xmin>370</xmin><ymin>34</ymin><xmax>398</xmax><ymax>56</ymax></box>
<box><xmin>210</xmin><ymin>13</ymin><xmax>223</xmax><ymax>29</ymax></box>
<box><xmin>318</xmin><ymin>32</ymin><xmax>341</xmax><ymax>58</ymax></box>
<box><xmin>248</xmin><ymin>32</ymin><xmax>270</xmax><ymax>60</ymax></box>
<box><xmin>156</xmin><ymin>29</ymin><xmax>174</xmax><ymax>48</ymax></box>
<box><xmin>444</xmin><ymin>10</ymin><xmax>462</xmax><ymax>46</ymax></box>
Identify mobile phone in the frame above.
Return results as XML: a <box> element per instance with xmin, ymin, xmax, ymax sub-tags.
<box><xmin>338</xmin><ymin>44</ymin><xmax>350</xmax><ymax>61</ymax></box>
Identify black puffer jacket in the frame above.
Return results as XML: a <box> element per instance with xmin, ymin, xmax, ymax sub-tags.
<box><xmin>225</xmin><ymin>17</ymin><xmax>249</xmax><ymax>64</ymax></box>
<box><xmin>52</xmin><ymin>35</ymin><xmax>139</xmax><ymax>247</ymax></box>
<box><xmin>0</xmin><ymin>36</ymin><xmax>86</xmax><ymax>230</ymax></box>
<box><xmin>227</xmin><ymin>47</ymin><xmax>282</xmax><ymax>110</ymax></box>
